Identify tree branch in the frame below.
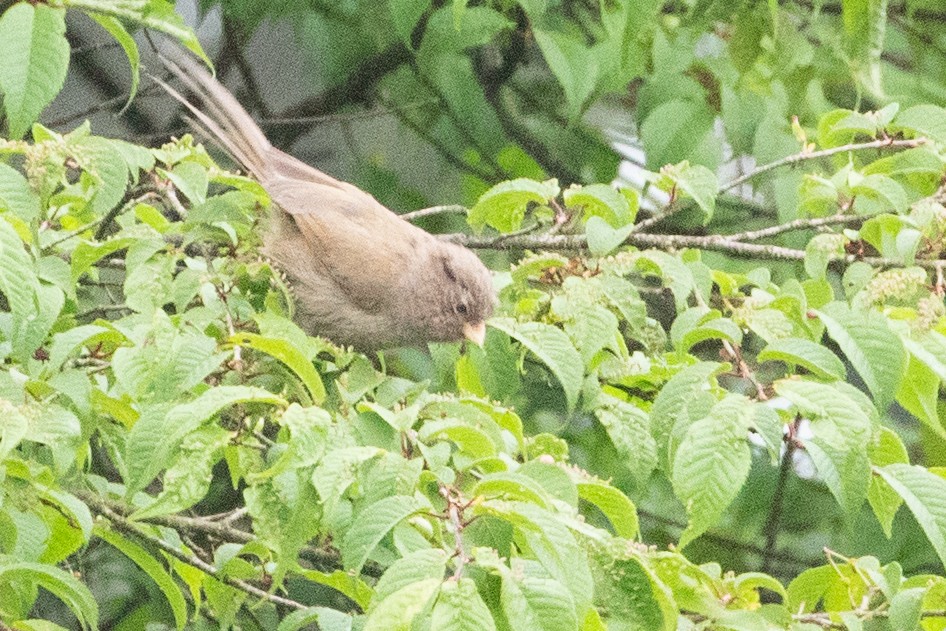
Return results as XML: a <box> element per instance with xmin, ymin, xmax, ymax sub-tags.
<box><xmin>721</xmin><ymin>138</ymin><xmax>927</xmax><ymax>193</ymax></box>
<box><xmin>79</xmin><ymin>491</ymin><xmax>309</xmax><ymax>611</ymax></box>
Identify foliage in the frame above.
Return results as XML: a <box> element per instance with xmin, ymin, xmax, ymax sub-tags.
<box><xmin>3</xmin><ymin>0</ymin><xmax>946</xmax><ymax>630</ymax></box>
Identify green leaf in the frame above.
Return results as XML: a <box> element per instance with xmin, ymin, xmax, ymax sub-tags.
<box><xmin>389</xmin><ymin>0</ymin><xmax>432</xmax><ymax>43</ymax></box>
<box><xmin>775</xmin><ymin>380</ymin><xmax>872</xmax><ymax>517</ymax></box>
<box><xmin>372</xmin><ymin>549</ymin><xmax>448</xmax><ymax>607</ymax></box>
<box><xmin>876</xmin><ymin>464</ymin><xmax>946</xmax><ymax>570</ymax></box>
<box><xmin>816</xmin><ymin>302</ymin><xmax>906</xmax><ymax>409</ymax></box>
<box><xmin>94</xmin><ymin>526</ymin><xmax>187</xmax><ymax>630</ymax></box>
<box><xmin>533</xmin><ymin>28</ymin><xmax>599</xmax><ymax>119</ymax></box>
<box><xmin>499</xmin><ymin>565</ymin><xmax>578</xmax><ymax>631</ymax></box>
<box><xmin>0</xmin><ymin>3</ymin><xmax>69</xmax><ymax>138</ymax></box>
<box><xmin>0</xmin><ymin>561</ymin><xmax>98</xmax><ymax>630</ymax></box>
<box><xmin>430</xmin><ymin>578</ymin><xmax>497</xmax><ymax>630</ymax></box>
<box><xmin>277</xmin><ymin>607</ymin><xmax>353</xmax><ymax>631</ymax></box>
<box><xmin>867</xmin><ymin>427</ymin><xmax>908</xmax><ymax>537</ymax></box>
<box><xmin>757</xmin><ymin>337</ymin><xmax>847</xmax><ymax>381</ymax></box>
<box><xmin>341</xmin><ymin>495</ymin><xmax>430</xmax><ymax>572</ymax></box>
<box><xmin>804</xmin><ymin>233</ymin><xmax>847</xmax><ymax>280</ymax></box>
<box><xmin>132</xmin><ymin>0</ymin><xmax>212</xmax><ymax>67</ymax></box>
<box><xmin>489</xmin><ymin>318</ymin><xmax>583</xmax><ymax>411</ymax></box>
<box><xmin>0</xmin><ymin>401</ymin><xmax>29</xmax><ymax>461</ymax></box>
<box><xmin>672</xmin><ymin>395</ymin><xmax>754</xmax><ymax>548</ymax></box>
<box><xmin>363</xmin><ymin>577</ymin><xmax>441</xmax><ymax>631</ymax></box>
<box><xmin>663</xmin><ymin>161</ymin><xmax>719</xmax><ymax>222</ymax></box>
<box><xmin>897</xmin><ymin>357</ymin><xmax>945</xmax><ymax>437</ymax></box>
<box><xmin>887</xmin><ymin>587</ymin><xmax>925</xmax><ymax>631</ymax></box>
<box><xmin>231</xmin><ymin>332</ymin><xmax>326</xmax><ymax>404</ymax></box>
<box><xmin>467</xmin><ymin>178</ymin><xmax>559</xmax><ymax>233</ymax></box>
<box><xmin>594</xmin><ymin>397</ymin><xmax>657</xmax><ymax>487</ymax></box>
<box><xmin>640</xmin><ymin>102</ymin><xmax>715</xmax><ymax>171</ymax></box>
<box><xmin>565</xmin><ymin>184</ymin><xmax>636</xmax><ymax>227</ymax></box>
<box><xmin>132</xmin><ymin>425</ymin><xmax>231</xmax><ymax>519</ymax></box>
<box><xmin>895</xmin><ymin>104</ymin><xmax>946</xmax><ymax>144</ymax></box>
<box><xmin>0</xmin><ymin>216</ymin><xmax>39</xmax><ymax>323</ymax></box>
<box><xmin>585</xmin><ymin>216</ymin><xmax>634</xmax><ymax>256</ymax></box>
<box><xmin>88</xmin><ymin>14</ymin><xmax>139</xmax><ymax>108</ymax></box>
<box><xmin>473</xmin><ymin>472</ymin><xmax>552</xmax><ymax>507</ymax></box>
<box><xmin>649</xmin><ymin>362</ymin><xmax>725</xmax><ymax>473</ymax></box>
<box><xmin>851</xmin><ymin>174</ymin><xmax>909</xmax><ymax>215</ymax></box>
<box><xmin>576</xmin><ymin>480</ymin><xmax>639</xmax><ymax>538</ymax></box>
<box><xmin>0</xmin><ymin>162</ymin><xmax>40</xmax><ymax>223</ymax></box>
<box><xmin>295</xmin><ymin>568</ymin><xmax>373</xmax><ymax>612</ymax></box>
<box><xmin>125</xmin><ymin>386</ymin><xmax>285</xmax><ymax>494</ymax></box>
<box><xmin>596</xmin><ymin>555</ymin><xmax>675</xmax><ymax>631</ymax></box>
<box><xmin>161</xmin><ymin>161</ymin><xmax>208</xmax><ymax>206</ymax></box>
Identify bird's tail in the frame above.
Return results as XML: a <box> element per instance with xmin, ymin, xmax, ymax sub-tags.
<box><xmin>153</xmin><ymin>48</ymin><xmax>273</xmax><ymax>180</ymax></box>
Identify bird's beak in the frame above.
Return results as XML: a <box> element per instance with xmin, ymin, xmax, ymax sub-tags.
<box><xmin>463</xmin><ymin>321</ymin><xmax>486</xmax><ymax>347</ymax></box>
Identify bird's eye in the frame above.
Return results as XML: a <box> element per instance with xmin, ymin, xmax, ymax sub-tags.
<box><xmin>455</xmin><ymin>303</ymin><xmax>468</xmax><ymax>315</ymax></box>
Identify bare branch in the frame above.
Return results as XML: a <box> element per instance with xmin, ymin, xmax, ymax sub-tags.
<box><xmin>721</xmin><ymin>138</ymin><xmax>927</xmax><ymax>193</ymax></box>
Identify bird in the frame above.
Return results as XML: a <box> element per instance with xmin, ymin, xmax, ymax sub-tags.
<box><xmin>154</xmin><ymin>49</ymin><xmax>495</xmax><ymax>352</ymax></box>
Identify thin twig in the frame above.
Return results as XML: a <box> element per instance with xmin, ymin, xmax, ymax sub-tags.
<box><xmin>720</xmin><ymin>138</ymin><xmax>927</xmax><ymax>193</ymax></box>
<box><xmin>724</xmin><ymin>214</ymin><xmax>863</xmax><ymax>242</ymax></box>
<box><xmin>79</xmin><ymin>491</ymin><xmax>308</xmax><ymax>610</ymax></box>
<box><xmin>445</xmin><ymin>229</ymin><xmax>946</xmax><ymax>270</ymax></box>
<box><xmin>400</xmin><ymin>205</ymin><xmax>469</xmax><ymax>222</ymax></box>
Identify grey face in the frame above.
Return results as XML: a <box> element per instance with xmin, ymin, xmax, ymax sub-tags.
<box><xmin>422</xmin><ymin>244</ymin><xmax>495</xmax><ymax>342</ymax></box>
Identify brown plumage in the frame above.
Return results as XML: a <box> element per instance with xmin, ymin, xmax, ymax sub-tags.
<box><xmin>156</xmin><ymin>51</ymin><xmax>494</xmax><ymax>351</ymax></box>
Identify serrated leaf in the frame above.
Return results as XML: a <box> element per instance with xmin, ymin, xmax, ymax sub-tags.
<box><xmin>598</xmin><ymin>556</ymin><xmax>674</xmax><ymax>631</ymax></box>
<box><xmin>0</xmin><ymin>3</ymin><xmax>69</xmax><ymax>138</ymax></box>
<box><xmin>851</xmin><ymin>173</ymin><xmax>909</xmax><ymax>215</ymax></box>
<box><xmin>758</xmin><ymin>337</ymin><xmax>847</xmax><ymax>381</ymax></box>
<box><xmin>895</xmin><ymin>104</ymin><xmax>946</xmax><ymax>144</ymax></box>
<box><xmin>867</xmin><ymin>427</ymin><xmax>908</xmax><ymax>537</ymax></box>
<box><xmin>576</xmin><ymin>480</ymin><xmax>639</xmax><ymax>538</ymax></box>
<box><xmin>672</xmin><ymin>395</ymin><xmax>754</xmax><ymax>548</ymax></box>
<box><xmin>489</xmin><ymin>318</ymin><xmax>583</xmax><ymax>411</ymax></box>
<box><xmin>467</xmin><ymin>178</ymin><xmax>559</xmax><ymax>232</ymax></box>
<box><xmin>650</xmin><ymin>362</ymin><xmax>725</xmax><ymax>472</ymax></box>
<box><xmin>341</xmin><ymin>495</ymin><xmax>430</xmax><ymax>572</ymax></box>
<box><xmin>876</xmin><ymin>464</ymin><xmax>946</xmax><ymax>570</ymax></box>
<box><xmin>430</xmin><ymin>578</ymin><xmax>496</xmax><ymax>630</ymax></box>
<box><xmin>94</xmin><ymin>526</ymin><xmax>187</xmax><ymax>630</ymax></box>
<box><xmin>0</xmin><ymin>216</ymin><xmax>39</xmax><ymax>320</ymax></box>
<box><xmin>816</xmin><ymin>302</ymin><xmax>905</xmax><ymax>409</ymax></box>
<box><xmin>585</xmin><ymin>216</ymin><xmax>634</xmax><ymax>255</ymax></box>
<box><xmin>0</xmin><ymin>162</ymin><xmax>40</xmax><ymax>223</ymax></box>
<box><xmin>565</xmin><ymin>184</ymin><xmax>635</xmax><ymax>227</ymax></box>
<box><xmin>231</xmin><ymin>332</ymin><xmax>326</xmax><ymax>404</ymax></box>
<box><xmin>125</xmin><ymin>386</ymin><xmax>285</xmax><ymax>494</ymax></box>
<box><xmin>0</xmin><ymin>561</ymin><xmax>98</xmax><ymax>630</ymax></box>
<box><xmin>277</xmin><ymin>607</ymin><xmax>353</xmax><ymax>631</ymax></box>
<box><xmin>500</xmin><ymin>566</ymin><xmax>578</xmax><ymax>631</ymax></box>
<box><xmin>594</xmin><ymin>398</ymin><xmax>657</xmax><ymax>487</ymax></box>
<box><xmin>897</xmin><ymin>357</ymin><xmax>945</xmax><ymax>437</ymax></box>
<box><xmin>372</xmin><ymin>549</ymin><xmax>448</xmax><ymax>608</ymax></box>
<box><xmin>364</xmin><ymin>577</ymin><xmax>441</xmax><ymax>631</ymax></box>
<box><xmin>775</xmin><ymin>379</ymin><xmax>872</xmax><ymax>517</ymax></box>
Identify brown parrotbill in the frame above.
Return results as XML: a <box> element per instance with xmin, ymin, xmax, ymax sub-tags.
<box><xmin>157</xmin><ymin>52</ymin><xmax>495</xmax><ymax>351</ymax></box>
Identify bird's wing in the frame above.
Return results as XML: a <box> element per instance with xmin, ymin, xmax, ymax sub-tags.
<box><xmin>265</xmin><ymin>177</ymin><xmax>423</xmax><ymax>315</ymax></box>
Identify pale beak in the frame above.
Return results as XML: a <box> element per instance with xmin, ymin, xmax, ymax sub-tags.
<box><xmin>463</xmin><ymin>321</ymin><xmax>486</xmax><ymax>346</ymax></box>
